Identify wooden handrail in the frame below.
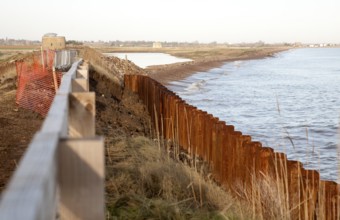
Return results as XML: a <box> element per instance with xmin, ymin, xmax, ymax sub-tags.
<box><xmin>0</xmin><ymin>59</ymin><xmax>104</xmax><ymax>220</ymax></box>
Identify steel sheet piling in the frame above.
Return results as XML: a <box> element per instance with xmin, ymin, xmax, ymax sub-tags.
<box><xmin>210</xmin><ymin>118</ymin><xmax>218</xmax><ymax>171</ymax></box>
<box><xmin>123</xmin><ymin>75</ymin><xmax>339</xmax><ymax>218</ymax></box>
<box><xmin>214</xmin><ymin>122</ymin><xmax>226</xmax><ymax>182</ymax></box>
<box><xmin>221</xmin><ymin>125</ymin><xmax>234</xmax><ymax>187</ymax></box>
<box><xmin>204</xmin><ymin>114</ymin><xmax>213</xmax><ymax>163</ymax></box>
<box><xmin>196</xmin><ymin>110</ymin><xmax>205</xmax><ymax>158</ymax></box>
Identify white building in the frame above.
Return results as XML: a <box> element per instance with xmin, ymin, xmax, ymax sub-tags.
<box><xmin>152</xmin><ymin>42</ymin><xmax>162</xmax><ymax>48</ymax></box>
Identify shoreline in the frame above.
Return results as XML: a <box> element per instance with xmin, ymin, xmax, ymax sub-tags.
<box><xmin>145</xmin><ymin>47</ymin><xmax>291</xmax><ymax>85</ymax></box>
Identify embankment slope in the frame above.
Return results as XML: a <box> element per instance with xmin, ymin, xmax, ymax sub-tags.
<box><xmin>0</xmin><ymin>53</ymin><xmax>44</xmax><ymax>191</ymax></box>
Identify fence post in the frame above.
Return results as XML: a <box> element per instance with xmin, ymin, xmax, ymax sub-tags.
<box><xmin>58</xmin><ymin>137</ymin><xmax>104</xmax><ymax>220</ymax></box>
<box><xmin>59</xmin><ymin>61</ymin><xmax>104</xmax><ymax>220</ymax></box>
<box><xmin>68</xmin><ymin>93</ymin><xmax>95</xmax><ymax>138</ymax></box>
<box><xmin>76</xmin><ymin>68</ymin><xmax>89</xmax><ymax>79</ymax></box>
<box><xmin>72</xmin><ymin>79</ymin><xmax>89</xmax><ymax>92</ymax></box>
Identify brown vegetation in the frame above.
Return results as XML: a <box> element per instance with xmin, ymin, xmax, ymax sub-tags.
<box><xmin>0</xmin><ymin>48</ymin><xmax>35</xmax><ymax>64</ymax></box>
<box><xmin>0</xmin><ymin>77</ymin><xmax>43</xmax><ymax>191</ymax></box>
<box><xmin>105</xmin><ymin>136</ymin><xmax>253</xmax><ymax>219</ymax></box>
<box><xmin>88</xmin><ymin>64</ymin><xmax>248</xmax><ymax>218</ymax></box>
<box><xmin>0</xmin><ymin>52</ymin><xmax>44</xmax><ymax>191</ymax></box>
<box><xmin>96</xmin><ymin>46</ymin><xmax>290</xmax><ymax>84</ymax></box>
<box><xmin>146</xmin><ymin>47</ymin><xmax>290</xmax><ymax>85</ymax></box>
<box><xmin>2</xmin><ymin>46</ymin><xmax>337</xmax><ymax>219</ymax></box>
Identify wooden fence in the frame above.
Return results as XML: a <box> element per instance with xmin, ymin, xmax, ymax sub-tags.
<box><xmin>0</xmin><ymin>60</ymin><xmax>104</xmax><ymax>220</ymax></box>
<box><xmin>125</xmin><ymin>74</ymin><xmax>340</xmax><ymax>219</ymax></box>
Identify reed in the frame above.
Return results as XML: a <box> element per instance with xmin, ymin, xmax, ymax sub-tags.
<box><xmin>124</xmin><ymin>74</ymin><xmax>340</xmax><ymax>219</ymax></box>
<box><xmin>105</xmin><ymin>136</ymin><xmax>254</xmax><ymax>219</ymax></box>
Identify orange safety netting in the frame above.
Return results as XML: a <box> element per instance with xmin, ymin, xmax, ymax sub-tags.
<box><xmin>16</xmin><ymin>50</ymin><xmax>62</xmax><ymax>117</ymax></box>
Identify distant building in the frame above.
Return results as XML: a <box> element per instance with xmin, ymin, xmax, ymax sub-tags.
<box><xmin>153</xmin><ymin>42</ymin><xmax>162</xmax><ymax>48</ymax></box>
<box><xmin>293</xmin><ymin>42</ymin><xmax>303</xmax><ymax>47</ymax></box>
<box><xmin>42</xmin><ymin>33</ymin><xmax>66</xmax><ymax>50</ymax></box>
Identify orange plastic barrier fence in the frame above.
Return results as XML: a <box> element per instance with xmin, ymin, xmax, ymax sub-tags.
<box><xmin>16</xmin><ymin>51</ymin><xmax>62</xmax><ymax>116</ymax></box>
<box><xmin>125</xmin><ymin>74</ymin><xmax>340</xmax><ymax>220</ymax></box>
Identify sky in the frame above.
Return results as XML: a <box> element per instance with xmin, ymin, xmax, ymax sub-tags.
<box><xmin>1</xmin><ymin>0</ymin><xmax>340</xmax><ymax>44</ymax></box>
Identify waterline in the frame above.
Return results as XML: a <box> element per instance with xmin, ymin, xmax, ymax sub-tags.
<box><xmin>168</xmin><ymin>48</ymin><xmax>340</xmax><ymax>181</ymax></box>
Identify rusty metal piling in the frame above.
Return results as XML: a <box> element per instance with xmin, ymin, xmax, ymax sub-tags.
<box><xmin>124</xmin><ymin>74</ymin><xmax>340</xmax><ymax>219</ymax></box>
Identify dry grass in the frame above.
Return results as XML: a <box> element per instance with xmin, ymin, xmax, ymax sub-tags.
<box><xmin>105</xmin><ymin>135</ymin><xmax>339</xmax><ymax>219</ymax></box>
<box><xmin>105</xmin><ymin>136</ymin><xmax>254</xmax><ymax>219</ymax></box>
<box><xmin>0</xmin><ymin>50</ymin><xmax>34</xmax><ymax>64</ymax></box>
<box><xmin>97</xmin><ymin>46</ymin><xmax>288</xmax><ymax>61</ymax></box>
<box><xmin>234</xmin><ymin>174</ymin><xmax>291</xmax><ymax>220</ymax></box>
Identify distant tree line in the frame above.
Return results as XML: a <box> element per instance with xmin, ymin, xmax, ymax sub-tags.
<box><xmin>0</xmin><ymin>38</ymin><xmax>40</xmax><ymax>45</ymax></box>
<box><xmin>83</xmin><ymin>40</ymin><xmax>306</xmax><ymax>48</ymax></box>
<box><xmin>1</xmin><ymin>38</ymin><xmax>338</xmax><ymax>48</ymax></box>
<box><xmin>66</xmin><ymin>40</ymin><xmax>83</xmax><ymax>46</ymax></box>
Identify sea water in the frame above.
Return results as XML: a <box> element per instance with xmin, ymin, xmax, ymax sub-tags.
<box><xmin>168</xmin><ymin>48</ymin><xmax>340</xmax><ymax>181</ymax></box>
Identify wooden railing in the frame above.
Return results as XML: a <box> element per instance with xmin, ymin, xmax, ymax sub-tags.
<box><xmin>125</xmin><ymin>74</ymin><xmax>340</xmax><ymax>220</ymax></box>
<box><xmin>0</xmin><ymin>60</ymin><xmax>104</xmax><ymax>220</ymax></box>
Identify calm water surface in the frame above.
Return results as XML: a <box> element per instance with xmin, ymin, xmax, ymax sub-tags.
<box><xmin>168</xmin><ymin>48</ymin><xmax>340</xmax><ymax>181</ymax></box>
<box><xmin>105</xmin><ymin>52</ymin><xmax>192</xmax><ymax>68</ymax></box>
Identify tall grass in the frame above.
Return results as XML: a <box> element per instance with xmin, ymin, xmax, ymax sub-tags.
<box><xmin>105</xmin><ymin>134</ymin><xmax>339</xmax><ymax>219</ymax></box>
<box><xmin>105</xmin><ymin>136</ymin><xmax>256</xmax><ymax>219</ymax></box>
<box><xmin>123</xmin><ymin>74</ymin><xmax>340</xmax><ymax>219</ymax></box>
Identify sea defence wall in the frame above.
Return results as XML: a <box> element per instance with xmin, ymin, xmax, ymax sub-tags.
<box><xmin>125</xmin><ymin>74</ymin><xmax>340</xmax><ymax>219</ymax></box>
<box><xmin>80</xmin><ymin>47</ymin><xmax>145</xmax><ymax>100</ymax></box>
